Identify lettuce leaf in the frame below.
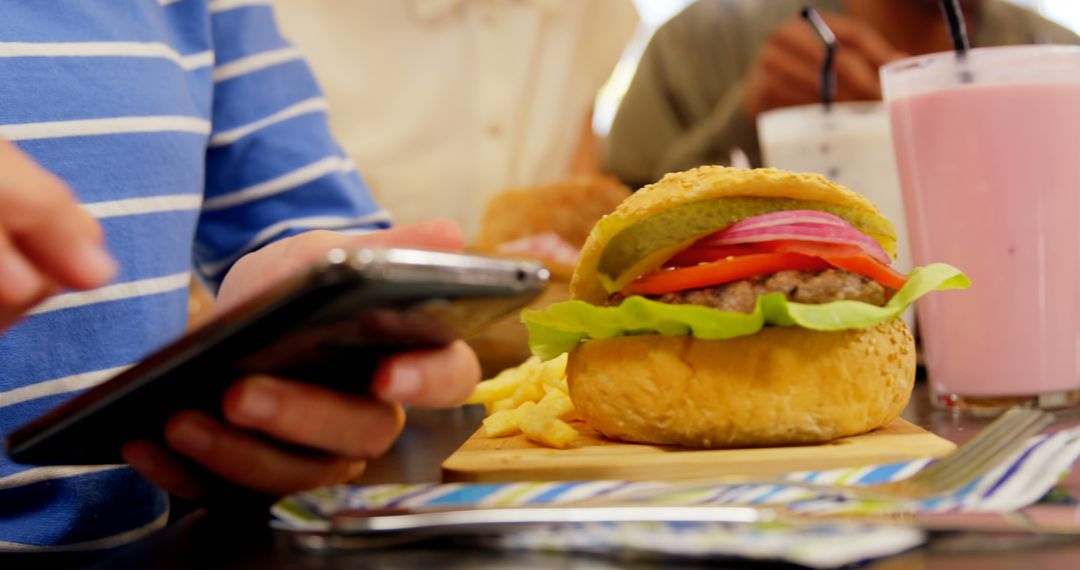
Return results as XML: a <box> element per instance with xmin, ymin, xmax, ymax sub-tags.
<box><xmin>523</xmin><ymin>263</ymin><xmax>969</xmax><ymax>360</ymax></box>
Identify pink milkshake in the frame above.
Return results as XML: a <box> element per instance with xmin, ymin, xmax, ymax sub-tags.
<box><xmin>883</xmin><ymin>46</ymin><xmax>1080</xmax><ymax>409</ymax></box>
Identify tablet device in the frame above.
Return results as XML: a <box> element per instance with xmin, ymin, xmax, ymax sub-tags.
<box><xmin>6</xmin><ymin>248</ymin><xmax>549</xmax><ymax>465</ymax></box>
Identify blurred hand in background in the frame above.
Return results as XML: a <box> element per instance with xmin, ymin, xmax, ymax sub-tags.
<box><xmin>742</xmin><ymin>13</ymin><xmax>905</xmax><ymax>119</ymax></box>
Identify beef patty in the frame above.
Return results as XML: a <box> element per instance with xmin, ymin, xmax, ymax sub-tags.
<box><xmin>612</xmin><ymin>269</ymin><xmax>886</xmax><ymax>313</ymax></box>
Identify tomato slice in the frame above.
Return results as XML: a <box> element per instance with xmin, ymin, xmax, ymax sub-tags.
<box><xmin>822</xmin><ymin>255</ymin><xmax>908</xmax><ymax>291</ymax></box>
<box><xmin>661</xmin><ymin>239</ymin><xmax>907</xmax><ymax>291</ymax></box>
<box><xmin>623</xmin><ymin>253</ymin><xmax>830</xmax><ymax>296</ymax></box>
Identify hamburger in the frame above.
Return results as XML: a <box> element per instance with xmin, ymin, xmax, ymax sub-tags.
<box><xmin>522</xmin><ymin>166</ymin><xmax>968</xmax><ymax>448</ymax></box>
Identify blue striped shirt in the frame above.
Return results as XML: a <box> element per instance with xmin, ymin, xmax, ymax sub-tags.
<box><xmin>0</xmin><ymin>0</ymin><xmax>391</xmax><ymax>551</ymax></box>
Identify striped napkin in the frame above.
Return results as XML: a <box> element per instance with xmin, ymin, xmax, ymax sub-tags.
<box><xmin>273</xmin><ymin>426</ymin><xmax>1080</xmax><ymax>568</ymax></box>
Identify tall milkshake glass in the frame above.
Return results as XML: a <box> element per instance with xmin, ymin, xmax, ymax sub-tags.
<box><xmin>882</xmin><ymin>45</ymin><xmax>1080</xmax><ymax>411</ymax></box>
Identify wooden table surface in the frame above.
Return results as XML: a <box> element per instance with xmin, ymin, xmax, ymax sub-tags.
<box><xmin>90</xmin><ymin>379</ymin><xmax>1080</xmax><ymax>570</ymax></box>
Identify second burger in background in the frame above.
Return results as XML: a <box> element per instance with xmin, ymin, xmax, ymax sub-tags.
<box><xmin>524</xmin><ymin>166</ymin><xmax>968</xmax><ymax>448</ymax></box>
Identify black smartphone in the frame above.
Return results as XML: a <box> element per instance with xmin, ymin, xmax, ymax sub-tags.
<box><xmin>5</xmin><ymin>248</ymin><xmax>549</xmax><ymax>466</ymax></box>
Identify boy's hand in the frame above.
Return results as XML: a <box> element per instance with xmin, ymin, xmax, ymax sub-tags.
<box><xmin>0</xmin><ymin>140</ymin><xmax>117</xmax><ymax>332</ymax></box>
<box><xmin>123</xmin><ymin>220</ymin><xmax>482</xmax><ymax>499</ymax></box>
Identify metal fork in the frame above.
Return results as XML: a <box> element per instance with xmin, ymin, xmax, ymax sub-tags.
<box><xmin>592</xmin><ymin>407</ymin><xmax>1055</xmax><ymax>503</ymax></box>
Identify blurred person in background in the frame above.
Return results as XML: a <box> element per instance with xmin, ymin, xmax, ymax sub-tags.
<box><xmin>604</xmin><ymin>0</ymin><xmax>1080</xmax><ymax>189</ymax></box>
<box><xmin>274</xmin><ymin>0</ymin><xmax>639</xmax><ymax>239</ymax></box>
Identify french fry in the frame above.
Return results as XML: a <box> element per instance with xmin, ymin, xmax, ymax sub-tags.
<box><xmin>467</xmin><ymin>355</ymin><xmax>549</xmax><ymax>405</ymax></box>
<box><xmin>510</xmin><ymin>375</ymin><xmax>545</xmax><ymax>406</ymax></box>
<box><xmin>534</xmin><ymin>388</ymin><xmax>576</xmax><ymax>421</ymax></box>
<box><xmin>511</xmin><ymin>355</ymin><xmax>541</xmax><ymax>384</ymax></box>
<box><xmin>520</xmin><ymin>411</ymin><xmax>578</xmax><ymax>449</ymax></box>
<box><xmin>490</xmin><ymin>397</ymin><xmax>516</xmax><ymax>413</ymax></box>
<box><xmin>470</xmin><ymin>354</ymin><xmax>581</xmax><ymax>449</ymax></box>
<box><xmin>541</xmin><ymin>376</ymin><xmax>570</xmax><ymax>394</ymax></box>
<box><xmin>482</xmin><ymin>410</ymin><xmax>520</xmax><ymax>437</ymax></box>
<box><xmin>482</xmin><ymin>401</ymin><xmax>536</xmax><ymax>437</ymax></box>
<box><xmin>538</xmin><ymin>353</ymin><xmax>569</xmax><ymax>389</ymax></box>
<box><xmin>466</xmin><ymin>367</ymin><xmax>526</xmax><ymax>404</ymax></box>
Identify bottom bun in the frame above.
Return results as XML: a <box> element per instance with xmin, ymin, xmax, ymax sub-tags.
<box><xmin>566</xmin><ymin>318</ymin><xmax>915</xmax><ymax>448</ymax></box>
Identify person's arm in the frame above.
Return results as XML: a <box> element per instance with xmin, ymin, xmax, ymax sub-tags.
<box><xmin>122</xmin><ymin>4</ymin><xmax>479</xmax><ymax>500</ymax></box>
<box><xmin>190</xmin><ymin>6</ymin><xmax>390</xmax><ymax>289</ymax></box>
<box><xmin>604</xmin><ymin>2</ymin><xmax>762</xmax><ymax>189</ymax></box>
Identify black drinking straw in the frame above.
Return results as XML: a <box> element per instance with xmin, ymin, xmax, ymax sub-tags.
<box><xmin>939</xmin><ymin>0</ymin><xmax>970</xmax><ymax>56</ymax></box>
<box><xmin>801</xmin><ymin>7</ymin><xmax>837</xmax><ymax>110</ymax></box>
<box><xmin>938</xmin><ymin>0</ymin><xmax>974</xmax><ymax>83</ymax></box>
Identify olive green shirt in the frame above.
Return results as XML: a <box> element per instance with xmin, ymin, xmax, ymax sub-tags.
<box><xmin>604</xmin><ymin>0</ymin><xmax>1080</xmax><ymax>189</ymax></box>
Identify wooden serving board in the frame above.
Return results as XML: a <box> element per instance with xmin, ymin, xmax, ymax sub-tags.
<box><xmin>441</xmin><ymin>418</ymin><xmax>955</xmax><ymax>483</ymax></box>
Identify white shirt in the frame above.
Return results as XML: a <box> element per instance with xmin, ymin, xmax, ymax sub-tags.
<box><xmin>273</xmin><ymin>0</ymin><xmax>638</xmax><ymax>237</ymax></box>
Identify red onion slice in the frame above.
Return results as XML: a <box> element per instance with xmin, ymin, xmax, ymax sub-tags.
<box><xmin>696</xmin><ymin>211</ymin><xmax>891</xmax><ymax>265</ymax></box>
<box><xmin>724</xmin><ymin>210</ymin><xmax>850</xmax><ymax>232</ymax></box>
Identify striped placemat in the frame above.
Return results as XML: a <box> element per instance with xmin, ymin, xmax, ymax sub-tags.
<box><xmin>273</xmin><ymin>426</ymin><xmax>1080</xmax><ymax>568</ymax></box>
